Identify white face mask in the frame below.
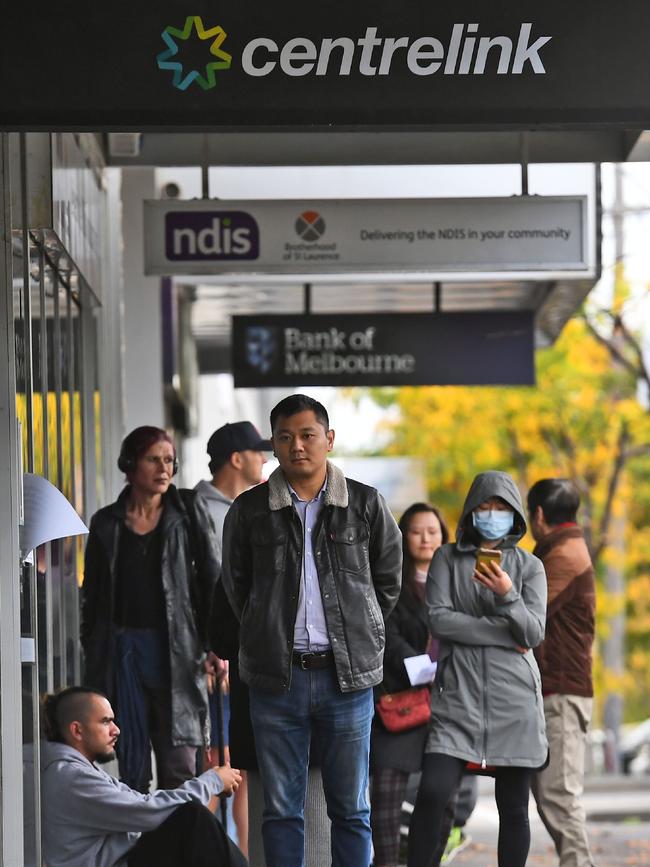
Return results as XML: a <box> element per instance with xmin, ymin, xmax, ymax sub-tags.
<box><xmin>472</xmin><ymin>510</ymin><xmax>514</xmax><ymax>540</ymax></box>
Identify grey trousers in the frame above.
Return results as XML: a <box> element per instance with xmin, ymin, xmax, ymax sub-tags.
<box><xmin>531</xmin><ymin>694</ymin><xmax>595</xmax><ymax>867</ymax></box>
<box><xmin>247</xmin><ymin>768</ymin><xmax>332</xmax><ymax>867</ymax></box>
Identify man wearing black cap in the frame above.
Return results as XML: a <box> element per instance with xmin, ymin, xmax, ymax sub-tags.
<box><xmin>195</xmin><ymin>421</ymin><xmax>271</xmax><ymax>857</ymax></box>
<box><xmin>195</xmin><ymin>422</ymin><xmax>271</xmax><ymax>561</ymax></box>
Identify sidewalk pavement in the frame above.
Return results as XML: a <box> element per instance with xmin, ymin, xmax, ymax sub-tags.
<box><xmin>450</xmin><ymin>775</ymin><xmax>650</xmax><ymax>867</ymax></box>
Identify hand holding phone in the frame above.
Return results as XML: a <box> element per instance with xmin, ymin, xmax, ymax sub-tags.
<box><xmin>473</xmin><ymin>548</ymin><xmax>513</xmax><ymax>597</ymax></box>
<box><xmin>475</xmin><ymin>548</ymin><xmax>502</xmax><ymax>574</ymax></box>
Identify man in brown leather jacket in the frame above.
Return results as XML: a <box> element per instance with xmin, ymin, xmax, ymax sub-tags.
<box><xmin>222</xmin><ymin>394</ymin><xmax>402</xmax><ymax>867</ymax></box>
<box><xmin>528</xmin><ymin>478</ymin><xmax>596</xmax><ymax>867</ymax></box>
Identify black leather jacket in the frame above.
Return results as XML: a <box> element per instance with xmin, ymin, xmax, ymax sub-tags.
<box><xmin>80</xmin><ymin>485</ymin><xmax>221</xmax><ymax>746</ymax></box>
<box><xmin>222</xmin><ymin>462</ymin><xmax>402</xmax><ymax>694</ymax></box>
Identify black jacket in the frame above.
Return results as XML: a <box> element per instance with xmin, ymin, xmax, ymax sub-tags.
<box><xmin>381</xmin><ymin>585</ymin><xmax>430</xmax><ymax>694</ymax></box>
<box><xmin>80</xmin><ymin>485</ymin><xmax>221</xmax><ymax>746</ymax></box>
<box><xmin>222</xmin><ymin>462</ymin><xmax>402</xmax><ymax>694</ymax></box>
<box><xmin>371</xmin><ymin>584</ymin><xmax>431</xmax><ymax>773</ymax></box>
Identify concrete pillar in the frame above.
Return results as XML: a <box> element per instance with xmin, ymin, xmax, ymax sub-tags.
<box><xmin>121</xmin><ymin>167</ymin><xmax>165</xmax><ymax>431</ymax></box>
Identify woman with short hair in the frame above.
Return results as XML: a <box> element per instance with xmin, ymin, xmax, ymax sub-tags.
<box><xmin>81</xmin><ymin>426</ymin><xmax>221</xmax><ymax>791</ymax></box>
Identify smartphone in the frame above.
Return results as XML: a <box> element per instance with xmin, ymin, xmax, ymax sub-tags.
<box><xmin>475</xmin><ymin>548</ymin><xmax>502</xmax><ymax>573</ymax></box>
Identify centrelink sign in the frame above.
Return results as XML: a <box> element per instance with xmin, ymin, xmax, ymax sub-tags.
<box><xmin>3</xmin><ymin>1</ymin><xmax>650</xmax><ymax>128</ymax></box>
<box><xmin>164</xmin><ymin>22</ymin><xmax>551</xmax><ymax>84</ymax></box>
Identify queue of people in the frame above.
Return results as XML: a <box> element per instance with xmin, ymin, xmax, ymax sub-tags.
<box><xmin>39</xmin><ymin>394</ymin><xmax>597</xmax><ymax>867</ymax></box>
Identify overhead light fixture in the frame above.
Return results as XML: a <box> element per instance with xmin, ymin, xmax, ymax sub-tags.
<box><xmin>107</xmin><ymin>133</ymin><xmax>142</xmax><ymax>157</ymax></box>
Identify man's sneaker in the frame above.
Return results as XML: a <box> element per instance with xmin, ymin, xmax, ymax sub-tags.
<box><xmin>441</xmin><ymin>827</ymin><xmax>471</xmax><ymax>864</ymax></box>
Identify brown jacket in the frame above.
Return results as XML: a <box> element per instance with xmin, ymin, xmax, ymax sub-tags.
<box><xmin>533</xmin><ymin>525</ymin><xmax>595</xmax><ymax>696</ymax></box>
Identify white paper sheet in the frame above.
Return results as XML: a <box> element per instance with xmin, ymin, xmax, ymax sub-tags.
<box><xmin>404</xmin><ymin>654</ymin><xmax>438</xmax><ymax>686</ymax></box>
<box><xmin>19</xmin><ymin>473</ymin><xmax>89</xmax><ymax>561</ymax></box>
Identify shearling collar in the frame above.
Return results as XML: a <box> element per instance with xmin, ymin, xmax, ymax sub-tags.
<box><xmin>268</xmin><ymin>461</ymin><xmax>349</xmax><ymax>511</ymax></box>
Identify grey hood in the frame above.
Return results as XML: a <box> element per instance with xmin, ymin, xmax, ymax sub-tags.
<box><xmin>456</xmin><ymin>470</ymin><xmax>527</xmax><ymax>550</ymax></box>
<box><xmin>194</xmin><ymin>479</ymin><xmax>232</xmax><ymax>558</ymax></box>
<box><xmin>425</xmin><ymin>469</ymin><xmax>548</xmax><ymax>769</ymax></box>
<box><xmin>194</xmin><ymin>479</ymin><xmax>232</xmax><ymax>508</ymax></box>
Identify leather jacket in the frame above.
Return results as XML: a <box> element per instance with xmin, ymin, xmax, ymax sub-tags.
<box><xmin>80</xmin><ymin>485</ymin><xmax>221</xmax><ymax>746</ymax></box>
<box><xmin>222</xmin><ymin>462</ymin><xmax>402</xmax><ymax>694</ymax></box>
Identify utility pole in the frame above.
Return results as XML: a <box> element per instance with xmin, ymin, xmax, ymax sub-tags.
<box><xmin>601</xmin><ymin>162</ymin><xmax>626</xmax><ymax>773</ymax></box>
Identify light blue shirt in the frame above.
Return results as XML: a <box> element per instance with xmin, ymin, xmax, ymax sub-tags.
<box><xmin>289</xmin><ymin>481</ymin><xmax>330</xmax><ymax>652</ymax></box>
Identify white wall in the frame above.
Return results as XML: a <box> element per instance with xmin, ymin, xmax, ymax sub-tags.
<box><xmin>121</xmin><ymin>168</ymin><xmax>165</xmax><ymax>432</ymax></box>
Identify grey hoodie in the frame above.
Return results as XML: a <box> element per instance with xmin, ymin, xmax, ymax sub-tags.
<box><xmin>425</xmin><ymin>471</ymin><xmax>548</xmax><ymax>768</ymax></box>
<box><xmin>40</xmin><ymin>741</ymin><xmax>223</xmax><ymax>867</ymax></box>
<box><xmin>195</xmin><ymin>479</ymin><xmax>232</xmax><ymax>559</ymax></box>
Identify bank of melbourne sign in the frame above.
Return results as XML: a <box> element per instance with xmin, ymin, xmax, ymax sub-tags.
<box><xmin>232</xmin><ymin>312</ymin><xmax>535</xmax><ymax>387</ymax></box>
<box><xmin>144</xmin><ymin>196</ymin><xmax>590</xmax><ymax>279</ymax></box>
<box><xmin>4</xmin><ymin>1</ymin><xmax>650</xmax><ymax>128</ymax></box>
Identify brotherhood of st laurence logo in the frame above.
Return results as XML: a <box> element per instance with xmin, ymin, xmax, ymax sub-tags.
<box><xmin>156</xmin><ymin>16</ymin><xmax>232</xmax><ymax>91</ymax></box>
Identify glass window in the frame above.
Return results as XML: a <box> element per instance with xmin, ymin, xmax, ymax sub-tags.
<box><xmin>15</xmin><ymin>223</ymin><xmax>95</xmax><ymax>865</ymax></box>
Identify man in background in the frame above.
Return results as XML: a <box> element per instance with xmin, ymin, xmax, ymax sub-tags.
<box><xmin>528</xmin><ymin>478</ymin><xmax>596</xmax><ymax>867</ymax></box>
<box><xmin>196</xmin><ymin>420</ymin><xmax>271</xmax><ymax>858</ymax></box>
<box><xmin>195</xmin><ymin>421</ymin><xmax>270</xmax><ymax>559</ymax></box>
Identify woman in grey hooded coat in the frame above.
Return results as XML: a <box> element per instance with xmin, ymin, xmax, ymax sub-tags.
<box><xmin>407</xmin><ymin>471</ymin><xmax>548</xmax><ymax>867</ymax></box>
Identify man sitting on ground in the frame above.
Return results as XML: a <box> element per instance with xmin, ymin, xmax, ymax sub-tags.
<box><xmin>40</xmin><ymin>686</ymin><xmax>246</xmax><ymax>867</ymax></box>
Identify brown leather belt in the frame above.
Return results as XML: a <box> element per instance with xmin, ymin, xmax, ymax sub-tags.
<box><xmin>292</xmin><ymin>650</ymin><xmax>335</xmax><ymax>670</ymax></box>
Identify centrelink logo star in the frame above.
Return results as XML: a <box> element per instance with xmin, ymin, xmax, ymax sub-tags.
<box><xmin>156</xmin><ymin>16</ymin><xmax>232</xmax><ymax>91</ymax></box>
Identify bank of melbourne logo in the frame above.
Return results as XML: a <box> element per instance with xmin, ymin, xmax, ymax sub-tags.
<box><xmin>295</xmin><ymin>211</ymin><xmax>326</xmax><ymax>242</ymax></box>
<box><xmin>165</xmin><ymin>211</ymin><xmax>260</xmax><ymax>261</ymax></box>
<box><xmin>157</xmin><ymin>17</ymin><xmax>232</xmax><ymax>91</ymax></box>
<box><xmin>245</xmin><ymin>327</ymin><xmax>279</xmax><ymax>374</ymax></box>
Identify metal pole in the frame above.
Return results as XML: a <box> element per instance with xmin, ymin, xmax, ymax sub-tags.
<box><xmin>433</xmin><ymin>282</ymin><xmax>441</xmax><ymax>312</ymax></box>
<box><xmin>213</xmin><ymin>686</ymin><xmax>229</xmax><ymax>826</ymax></box>
<box><xmin>520</xmin><ymin>131</ymin><xmax>529</xmax><ymax>196</ymax></box>
<box><xmin>0</xmin><ymin>130</ymin><xmax>26</xmax><ymax>867</ymax></box>
<box><xmin>602</xmin><ymin>163</ymin><xmax>626</xmax><ymax>773</ymax></box>
<box><xmin>201</xmin><ymin>134</ymin><xmax>210</xmax><ymax>199</ymax></box>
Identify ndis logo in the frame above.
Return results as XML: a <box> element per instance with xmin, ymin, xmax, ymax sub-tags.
<box><xmin>165</xmin><ymin>212</ymin><xmax>260</xmax><ymax>261</ymax></box>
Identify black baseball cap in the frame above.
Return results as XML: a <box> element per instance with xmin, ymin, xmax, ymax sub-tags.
<box><xmin>207</xmin><ymin>421</ymin><xmax>271</xmax><ymax>460</ymax></box>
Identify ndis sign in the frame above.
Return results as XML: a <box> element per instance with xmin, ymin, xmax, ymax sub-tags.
<box><xmin>164</xmin><ymin>211</ymin><xmax>259</xmax><ymax>261</ymax></box>
<box><xmin>145</xmin><ymin>196</ymin><xmax>590</xmax><ymax>278</ymax></box>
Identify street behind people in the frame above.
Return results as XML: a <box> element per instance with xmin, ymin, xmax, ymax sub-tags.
<box><xmin>81</xmin><ymin>426</ymin><xmax>221</xmax><ymax>791</ymax></box>
<box><xmin>528</xmin><ymin>478</ymin><xmax>596</xmax><ymax>867</ymax></box>
<box><xmin>222</xmin><ymin>394</ymin><xmax>402</xmax><ymax>867</ymax></box>
<box><xmin>40</xmin><ymin>686</ymin><xmax>246</xmax><ymax>867</ymax></box>
<box><xmin>408</xmin><ymin>470</ymin><xmax>548</xmax><ymax>867</ymax></box>
<box><xmin>370</xmin><ymin>502</ymin><xmax>451</xmax><ymax>867</ymax></box>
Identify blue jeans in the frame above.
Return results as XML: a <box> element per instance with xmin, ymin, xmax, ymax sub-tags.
<box><xmin>249</xmin><ymin>665</ymin><xmax>374</xmax><ymax>867</ymax></box>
